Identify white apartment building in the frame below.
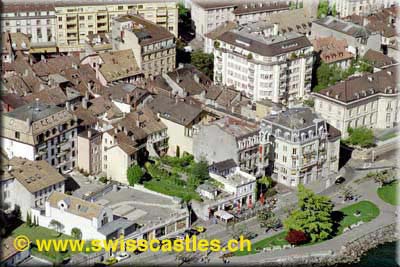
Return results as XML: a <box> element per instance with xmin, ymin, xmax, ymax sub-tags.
<box><xmin>259</xmin><ymin>108</ymin><xmax>341</xmax><ymax>187</ymax></box>
<box><xmin>1</xmin><ymin>3</ymin><xmax>57</xmax><ymax>50</ymax></box>
<box><xmin>214</xmin><ymin>29</ymin><xmax>313</xmax><ymax>104</ymax></box>
<box><xmin>112</xmin><ymin>15</ymin><xmax>176</xmax><ymax>79</ymax></box>
<box><xmin>32</xmin><ymin>191</ymin><xmax>136</xmax><ymax>241</ymax></box>
<box><xmin>331</xmin><ymin>0</ymin><xmax>397</xmax><ymax>17</ymax></box>
<box><xmin>313</xmin><ymin>65</ymin><xmax>399</xmax><ymax>137</ymax></box>
<box><xmin>1</xmin><ymin>102</ymin><xmax>78</xmax><ymax>174</ymax></box>
<box><xmin>191</xmin><ymin>0</ymin><xmax>289</xmax><ymax>40</ymax></box>
<box><xmin>1</xmin><ymin>158</ymin><xmax>65</xmax><ymax>221</ymax></box>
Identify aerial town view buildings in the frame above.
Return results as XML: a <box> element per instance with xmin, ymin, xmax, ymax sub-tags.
<box><xmin>0</xmin><ymin>0</ymin><xmax>398</xmax><ymax>266</ymax></box>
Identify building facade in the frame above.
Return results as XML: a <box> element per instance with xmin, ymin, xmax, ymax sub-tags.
<box><xmin>214</xmin><ymin>29</ymin><xmax>313</xmax><ymax>104</ymax></box>
<box><xmin>1</xmin><ymin>158</ymin><xmax>65</xmax><ymax>221</ymax></box>
<box><xmin>1</xmin><ymin>102</ymin><xmax>78</xmax><ymax>174</ymax></box>
<box><xmin>1</xmin><ymin>3</ymin><xmax>57</xmax><ymax>50</ymax></box>
<box><xmin>311</xmin><ymin>16</ymin><xmax>381</xmax><ymax>56</ymax></box>
<box><xmin>77</xmin><ymin>129</ymin><xmax>102</xmax><ymax>175</ymax></box>
<box><xmin>193</xmin><ymin>117</ymin><xmax>261</xmax><ymax>175</ymax></box>
<box><xmin>332</xmin><ymin>0</ymin><xmax>397</xmax><ymax>17</ymax></box>
<box><xmin>313</xmin><ymin>66</ymin><xmax>399</xmax><ymax>137</ymax></box>
<box><xmin>112</xmin><ymin>15</ymin><xmax>176</xmax><ymax>78</ymax></box>
<box><xmin>259</xmin><ymin>108</ymin><xmax>341</xmax><ymax>187</ymax></box>
<box><xmin>55</xmin><ymin>1</ymin><xmax>178</xmax><ymax>52</ymax></box>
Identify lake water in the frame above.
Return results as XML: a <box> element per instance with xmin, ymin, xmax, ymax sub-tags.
<box><xmin>337</xmin><ymin>242</ymin><xmax>398</xmax><ymax>267</ymax></box>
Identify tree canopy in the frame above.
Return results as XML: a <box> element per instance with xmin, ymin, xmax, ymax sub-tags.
<box><xmin>344</xmin><ymin>127</ymin><xmax>375</xmax><ymax>148</ymax></box>
<box><xmin>191</xmin><ymin>51</ymin><xmax>214</xmax><ymax>79</ymax></box>
<box><xmin>284</xmin><ymin>185</ymin><xmax>334</xmax><ymax>243</ymax></box>
<box><xmin>127</xmin><ymin>165</ymin><xmax>144</xmax><ymax>186</ymax></box>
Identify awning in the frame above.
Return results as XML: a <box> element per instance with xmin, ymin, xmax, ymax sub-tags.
<box><xmin>214</xmin><ymin>210</ymin><xmax>234</xmax><ymax>221</ymax></box>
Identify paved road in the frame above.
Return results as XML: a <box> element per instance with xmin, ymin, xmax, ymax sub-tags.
<box><xmin>116</xmin><ymin>146</ymin><xmax>398</xmax><ymax>265</ymax></box>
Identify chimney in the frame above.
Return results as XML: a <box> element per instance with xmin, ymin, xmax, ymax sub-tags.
<box><xmin>82</xmin><ymin>97</ymin><xmax>88</xmax><ymax>109</ymax></box>
<box><xmin>23</xmin><ymin>69</ymin><xmax>29</xmax><ymax>77</ymax></box>
<box><xmin>65</xmin><ymin>101</ymin><xmax>70</xmax><ymax>111</ymax></box>
<box><xmin>26</xmin><ymin>117</ymin><xmax>31</xmax><ymax>126</ymax></box>
<box><xmin>273</xmin><ymin>23</ymin><xmax>279</xmax><ymax>36</ymax></box>
<box><xmin>193</xmin><ymin>73</ymin><xmax>199</xmax><ymax>83</ymax></box>
<box><xmin>85</xmin><ymin>91</ymin><xmax>89</xmax><ymax>99</ymax></box>
<box><xmin>175</xmin><ymin>96</ymin><xmax>179</xmax><ymax>104</ymax></box>
<box><xmin>114</xmin><ymin>128</ymin><xmax>118</xmax><ymax>134</ymax></box>
<box><xmin>88</xmin><ymin>130</ymin><xmax>92</xmax><ymax>138</ymax></box>
<box><xmin>126</xmin><ymin>93</ymin><xmax>131</xmax><ymax>103</ymax></box>
<box><xmin>178</xmin><ymin>63</ymin><xmax>184</xmax><ymax>69</ymax></box>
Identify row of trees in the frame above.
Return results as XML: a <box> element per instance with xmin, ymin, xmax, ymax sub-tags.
<box><xmin>314</xmin><ymin>60</ymin><xmax>373</xmax><ymax>92</ymax></box>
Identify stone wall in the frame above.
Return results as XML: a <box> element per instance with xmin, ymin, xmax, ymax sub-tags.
<box><xmin>255</xmin><ymin>223</ymin><xmax>397</xmax><ymax>266</ymax></box>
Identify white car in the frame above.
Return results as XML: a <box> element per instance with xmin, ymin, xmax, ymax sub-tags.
<box><xmin>115</xmin><ymin>252</ymin><xmax>130</xmax><ymax>262</ymax></box>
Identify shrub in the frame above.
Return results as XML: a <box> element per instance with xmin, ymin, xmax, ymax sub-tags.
<box><xmin>285</xmin><ymin>230</ymin><xmax>309</xmax><ymax>245</ymax></box>
<box><xmin>99</xmin><ymin>176</ymin><xmax>108</xmax><ymax>184</ymax></box>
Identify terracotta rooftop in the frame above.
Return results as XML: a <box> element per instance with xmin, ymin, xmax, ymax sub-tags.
<box><xmin>213</xmin><ymin>116</ymin><xmax>258</xmax><ymax>138</ymax></box>
<box><xmin>48</xmin><ymin>191</ymin><xmax>104</xmax><ymax>220</ymax></box>
<box><xmin>98</xmin><ymin>49</ymin><xmax>142</xmax><ymax>83</ymax></box>
<box><xmin>146</xmin><ymin>95</ymin><xmax>203</xmax><ymax>126</ymax></box>
<box><xmin>205</xmin><ymin>21</ymin><xmax>237</xmax><ymax>40</ymax></box>
<box><xmin>312</xmin><ymin>36</ymin><xmax>354</xmax><ymax>64</ymax></box>
<box><xmin>5</xmin><ymin>157</ymin><xmax>65</xmax><ymax>193</ymax></box>
<box><xmin>363</xmin><ymin>49</ymin><xmax>397</xmax><ymax>68</ymax></box>
<box><xmin>115</xmin><ymin>14</ymin><xmax>174</xmax><ymax>46</ymax></box>
<box><xmin>314</xmin><ymin>65</ymin><xmax>398</xmax><ymax>103</ymax></box>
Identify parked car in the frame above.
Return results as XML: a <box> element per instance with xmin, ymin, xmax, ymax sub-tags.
<box><xmin>192</xmin><ymin>226</ymin><xmax>206</xmax><ymax>233</ymax></box>
<box><xmin>115</xmin><ymin>252</ymin><xmax>130</xmax><ymax>262</ymax></box>
<box><xmin>335</xmin><ymin>177</ymin><xmax>346</xmax><ymax>185</ymax></box>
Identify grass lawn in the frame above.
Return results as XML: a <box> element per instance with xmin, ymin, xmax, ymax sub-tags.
<box><xmin>12</xmin><ymin>224</ymin><xmax>75</xmax><ymax>263</ymax></box>
<box><xmin>12</xmin><ymin>224</ymin><xmax>96</xmax><ymax>263</ymax></box>
<box><xmin>234</xmin><ymin>231</ymin><xmax>288</xmax><ymax>256</ymax></box>
<box><xmin>377</xmin><ymin>181</ymin><xmax>399</xmax><ymax>206</ymax></box>
<box><xmin>337</xmin><ymin>200</ymin><xmax>380</xmax><ymax>234</ymax></box>
<box><xmin>144</xmin><ymin>179</ymin><xmax>201</xmax><ymax>202</ymax></box>
<box><xmin>234</xmin><ymin>201</ymin><xmax>380</xmax><ymax>257</ymax></box>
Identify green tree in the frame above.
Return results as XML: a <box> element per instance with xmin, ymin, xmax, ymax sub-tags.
<box><xmin>331</xmin><ymin>3</ymin><xmax>337</xmax><ymax>16</ymax></box>
<box><xmin>374</xmin><ymin>170</ymin><xmax>395</xmax><ymax>187</ymax></box>
<box><xmin>190</xmin><ymin>159</ymin><xmax>209</xmax><ymax>182</ymax></box>
<box><xmin>345</xmin><ymin>127</ymin><xmax>374</xmax><ymax>148</ymax></box>
<box><xmin>71</xmin><ymin>227</ymin><xmax>82</xmax><ymax>240</ymax></box>
<box><xmin>284</xmin><ymin>185</ymin><xmax>334</xmax><ymax>243</ymax></box>
<box><xmin>127</xmin><ymin>165</ymin><xmax>144</xmax><ymax>185</ymax></box>
<box><xmin>258</xmin><ymin>176</ymin><xmax>273</xmax><ymax>193</ymax></box>
<box><xmin>49</xmin><ymin>219</ymin><xmax>64</xmax><ymax>235</ymax></box>
<box><xmin>317</xmin><ymin>0</ymin><xmax>329</xmax><ymax>18</ymax></box>
<box><xmin>191</xmin><ymin>50</ymin><xmax>214</xmax><ymax>79</ymax></box>
<box><xmin>26</xmin><ymin>212</ymin><xmax>32</xmax><ymax>227</ymax></box>
<box><xmin>178</xmin><ymin>3</ymin><xmax>189</xmax><ymax>17</ymax></box>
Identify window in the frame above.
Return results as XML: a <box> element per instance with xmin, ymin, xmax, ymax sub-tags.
<box><xmin>15</xmin><ymin>131</ymin><xmax>20</xmax><ymax>139</ymax></box>
<box><xmin>292</xmin><ymin>148</ymin><xmax>297</xmax><ymax>155</ymax></box>
<box><xmin>58</xmin><ymin>17</ymin><xmax>62</xmax><ymax>21</ymax></box>
<box><xmin>283</xmin><ymin>156</ymin><xmax>287</xmax><ymax>163</ymax></box>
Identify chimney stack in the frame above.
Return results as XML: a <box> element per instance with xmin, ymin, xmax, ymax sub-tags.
<box><xmin>82</xmin><ymin>97</ymin><xmax>88</xmax><ymax>109</ymax></box>
<box><xmin>88</xmin><ymin>130</ymin><xmax>92</xmax><ymax>138</ymax></box>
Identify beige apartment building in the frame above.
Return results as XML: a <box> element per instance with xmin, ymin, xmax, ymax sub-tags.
<box><xmin>2</xmin><ymin>1</ymin><xmax>178</xmax><ymax>53</ymax></box>
<box><xmin>55</xmin><ymin>1</ymin><xmax>178</xmax><ymax>52</ymax></box>
<box><xmin>112</xmin><ymin>15</ymin><xmax>176</xmax><ymax>78</ymax></box>
<box><xmin>1</xmin><ymin>102</ymin><xmax>78</xmax><ymax>174</ymax></box>
<box><xmin>313</xmin><ymin>65</ymin><xmax>399</xmax><ymax>138</ymax></box>
<box><xmin>259</xmin><ymin>108</ymin><xmax>341</xmax><ymax>187</ymax></box>
<box><xmin>77</xmin><ymin>129</ymin><xmax>102</xmax><ymax>175</ymax></box>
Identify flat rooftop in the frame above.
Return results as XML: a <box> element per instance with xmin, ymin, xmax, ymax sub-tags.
<box><xmin>95</xmin><ymin>187</ymin><xmax>187</xmax><ymax>226</ymax></box>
